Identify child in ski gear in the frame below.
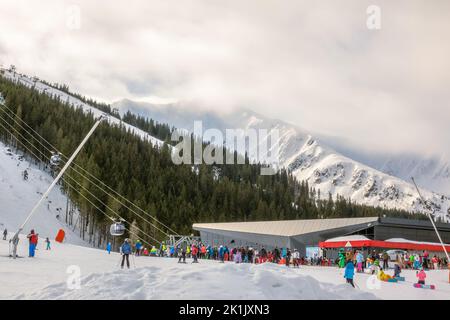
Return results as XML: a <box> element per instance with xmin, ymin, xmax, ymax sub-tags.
<box><xmin>413</xmin><ymin>254</ymin><xmax>421</xmax><ymax>270</ymax></box>
<box><xmin>382</xmin><ymin>251</ymin><xmax>389</xmax><ymax>270</ymax></box>
<box><xmin>338</xmin><ymin>248</ymin><xmax>346</xmax><ymax>268</ymax></box>
<box><xmin>218</xmin><ymin>245</ymin><xmax>225</xmax><ymax>263</ymax></box>
<box><xmin>45</xmin><ymin>237</ymin><xmax>51</xmax><ymax>250</ymax></box>
<box><xmin>285</xmin><ymin>249</ymin><xmax>291</xmax><ymax>267</ymax></box>
<box><xmin>394</xmin><ymin>262</ymin><xmax>401</xmax><ymax>278</ymax></box>
<box><xmin>120</xmin><ymin>239</ymin><xmax>132</xmax><ymax>269</ymax></box>
<box><xmin>178</xmin><ymin>247</ymin><xmax>187</xmax><ymax>263</ymax></box>
<box><xmin>432</xmin><ymin>255</ymin><xmax>439</xmax><ymax>270</ymax></box>
<box><xmin>355</xmin><ymin>251</ymin><xmax>364</xmax><ymax>272</ymax></box>
<box><xmin>135</xmin><ymin>240</ymin><xmax>142</xmax><ymax>256</ymax></box>
<box><xmin>416</xmin><ymin>268</ymin><xmax>427</xmax><ymax>285</ymax></box>
<box><xmin>27</xmin><ymin>229</ymin><xmax>38</xmax><ymax>257</ymax></box>
<box><xmin>422</xmin><ymin>250</ymin><xmax>429</xmax><ymax>269</ymax></box>
<box><xmin>106</xmin><ymin>242</ymin><xmax>112</xmax><ymax>254</ymax></box>
<box><xmin>234</xmin><ymin>250</ymin><xmax>242</xmax><ymax>263</ymax></box>
<box><xmin>344</xmin><ymin>260</ymin><xmax>355</xmax><ymax>288</ymax></box>
<box><xmin>292</xmin><ymin>249</ymin><xmax>300</xmax><ymax>268</ymax></box>
<box><xmin>191</xmin><ymin>244</ymin><xmax>199</xmax><ymax>263</ymax></box>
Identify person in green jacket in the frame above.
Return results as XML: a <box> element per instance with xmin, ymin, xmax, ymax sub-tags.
<box><xmin>338</xmin><ymin>248</ymin><xmax>346</xmax><ymax>268</ymax></box>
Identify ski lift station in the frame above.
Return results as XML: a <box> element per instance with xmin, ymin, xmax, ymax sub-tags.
<box><xmin>193</xmin><ymin>217</ymin><xmax>450</xmax><ymax>257</ymax></box>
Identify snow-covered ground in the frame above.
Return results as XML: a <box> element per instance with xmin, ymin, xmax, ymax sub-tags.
<box><xmin>0</xmin><ymin>236</ymin><xmax>449</xmax><ymax>300</ymax></box>
<box><xmin>0</xmin><ymin>141</ymin><xmax>86</xmax><ymax>246</ymax></box>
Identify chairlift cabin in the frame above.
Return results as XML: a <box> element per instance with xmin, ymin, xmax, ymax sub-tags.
<box><xmin>110</xmin><ymin>221</ymin><xmax>126</xmax><ymax>236</ymax></box>
<box><xmin>50</xmin><ymin>152</ymin><xmax>62</xmax><ymax>167</ymax></box>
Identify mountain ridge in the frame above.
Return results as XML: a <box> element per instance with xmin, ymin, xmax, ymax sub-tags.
<box><xmin>113</xmin><ymin>98</ymin><xmax>450</xmax><ymax>220</ymax></box>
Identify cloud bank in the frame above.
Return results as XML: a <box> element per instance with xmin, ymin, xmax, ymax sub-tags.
<box><xmin>0</xmin><ymin>0</ymin><xmax>449</xmax><ymax>157</ymax></box>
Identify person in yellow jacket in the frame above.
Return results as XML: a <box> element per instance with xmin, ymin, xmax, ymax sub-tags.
<box><xmin>377</xmin><ymin>268</ymin><xmax>395</xmax><ymax>282</ymax></box>
<box><xmin>186</xmin><ymin>245</ymin><xmax>191</xmax><ymax>258</ymax></box>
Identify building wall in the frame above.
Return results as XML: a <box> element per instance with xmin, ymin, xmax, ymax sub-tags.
<box><xmin>374</xmin><ymin>225</ymin><xmax>450</xmax><ymax>243</ymax></box>
<box><xmin>198</xmin><ymin>230</ymin><xmax>291</xmax><ymax>251</ymax></box>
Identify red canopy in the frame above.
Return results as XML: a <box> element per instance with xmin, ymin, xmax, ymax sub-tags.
<box><xmin>319</xmin><ymin>239</ymin><xmax>450</xmax><ymax>252</ymax></box>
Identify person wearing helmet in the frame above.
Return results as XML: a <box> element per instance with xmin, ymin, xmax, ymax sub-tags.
<box><xmin>120</xmin><ymin>238</ymin><xmax>132</xmax><ymax>269</ymax></box>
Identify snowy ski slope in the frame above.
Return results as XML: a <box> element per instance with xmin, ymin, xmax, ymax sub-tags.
<box><xmin>0</xmin><ymin>141</ymin><xmax>87</xmax><ymax>246</ymax></box>
<box><xmin>1</xmin><ymin>237</ymin><xmax>449</xmax><ymax>300</ymax></box>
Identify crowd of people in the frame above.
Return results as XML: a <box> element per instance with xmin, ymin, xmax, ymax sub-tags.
<box><xmin>116</xmin><ymin>240</ymin><xmax>337</xmax><ymax>267</ymax></box>
<box><xmin>341</xmin><ymin>248</ymin><xmax>444</xmax><ymax>288</ymax></box>
<box><xmin>4</xmin><ymin>226</ymin><xmax>448</xmax><ymax>285</ymax></box>
<box><xmin>114</xmin><ymin>239</ymin><xmax>449</xmax><ymax>273</ymax></box>
<box><xmin>342</xmin><ymin>248</ymin><xmax>448</xmax><ymax>273</ymax></box>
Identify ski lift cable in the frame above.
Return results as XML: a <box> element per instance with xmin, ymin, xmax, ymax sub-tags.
<box><xmin>0</xmin><ymin>120</ymin><xmax>161</xmax><ymax>245</ymax></box>
<box><xmin>0</xmin><ymin>121</ymin><xmax>161</xmax><ymax>246</ymax></box>
<box><xmin>61</xmin><ymin>177</ymin><xmax>158</xmax><ymax>247</ymax></box>
<box><xmin>0</xmin><ymin>103</ymin><xmax>172</xmax><ymax>234</ymax></box>
<box><xmin>0</xmin><ymin>102</ymin><xmax>177</xmax><ymax>235</ymax></box>
<box><xmin>0</xmin><ymin>121</ymin><xmax>158</xmax><ymax>246</ymax></box>
<box><xmin>0</xmin><ymin>104</ymin><xmax>178</xmax><ymax>236</ymax></box>
<box><xmin>61</xmin><ymin>173</ymin><xmax>163</xmax><ymax>245</ymax></box>
<box><xmin>0</xmin><ymin>110</ymin><xmax>173</xmax><ymax>237</ymax></box>
<box><xmin>60</xmin><ymin>178</ymin><xmax>156</xmax><ymax>247</ymax></box>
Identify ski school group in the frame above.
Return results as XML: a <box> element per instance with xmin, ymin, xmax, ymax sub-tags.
<box><xmin>340</xmin><ymin>248</ymin><xmax>445</xmax><ymax>290</ymax></box>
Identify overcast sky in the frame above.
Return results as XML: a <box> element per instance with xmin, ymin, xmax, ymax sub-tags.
<box><xmin>1</xmin><ymin>0</ymin><xmax>449</xmax><ymax>158</ymax></box>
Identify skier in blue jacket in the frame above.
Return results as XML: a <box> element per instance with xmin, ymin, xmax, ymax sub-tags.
<box><xmin>120</xmin><ymin>239</ymin><xmax>132</xmax><ymax>269</ymax></box>
<box><xmin>106</xmin><ymin>242</ymin><xmax>112</xmax><ymax>254</ymax></box>
<box><xmin>344</xmin><ymin>259</ymin><xmax>355</xmax><ymax>288</ymax></box>
<box><xmin>218</xmin><ymin>245</ymin><xmax>225</xmax><ymax>262</ymax></box>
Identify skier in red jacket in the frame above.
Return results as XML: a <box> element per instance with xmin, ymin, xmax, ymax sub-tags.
<box><xmin>27</xmin><ymin>229</ymin><xmax>38</xmax><ymax>257</ymax></box>
<box><xmin>192</xmin><ymin>244</ymin><xmax>199</xmax><ymax>263</ymax></box>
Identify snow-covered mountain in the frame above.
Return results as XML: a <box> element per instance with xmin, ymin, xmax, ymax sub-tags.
<box><xmin>319</xmin><ymin>138</ymin><xmax>450</xmax><ymax>197</ymax></box>
<box><xmin>113</xmin><ymin>99</ymin><xmax>450</xmax><ymax>220</ymax></box>
<box><xmin>2</xmin><ymin>69</ymin><xmax>449</xmax><ymax>220</ymax></box>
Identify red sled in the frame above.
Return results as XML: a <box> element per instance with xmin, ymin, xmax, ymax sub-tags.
<box><xmin>413</xmin><ymin>283</ymin><xmax>435</xmax><ymax>290</ymax></box>
<box><xmin>55</xmin><ymin>229</ymin><xmax>65</xmax><ymax>243</ymax></box>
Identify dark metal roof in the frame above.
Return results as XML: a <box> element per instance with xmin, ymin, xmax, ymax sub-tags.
<box><xmin>378</xmin><ymin>217</ymin><xmax>450</xmax><ymax>231</ymax></box>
